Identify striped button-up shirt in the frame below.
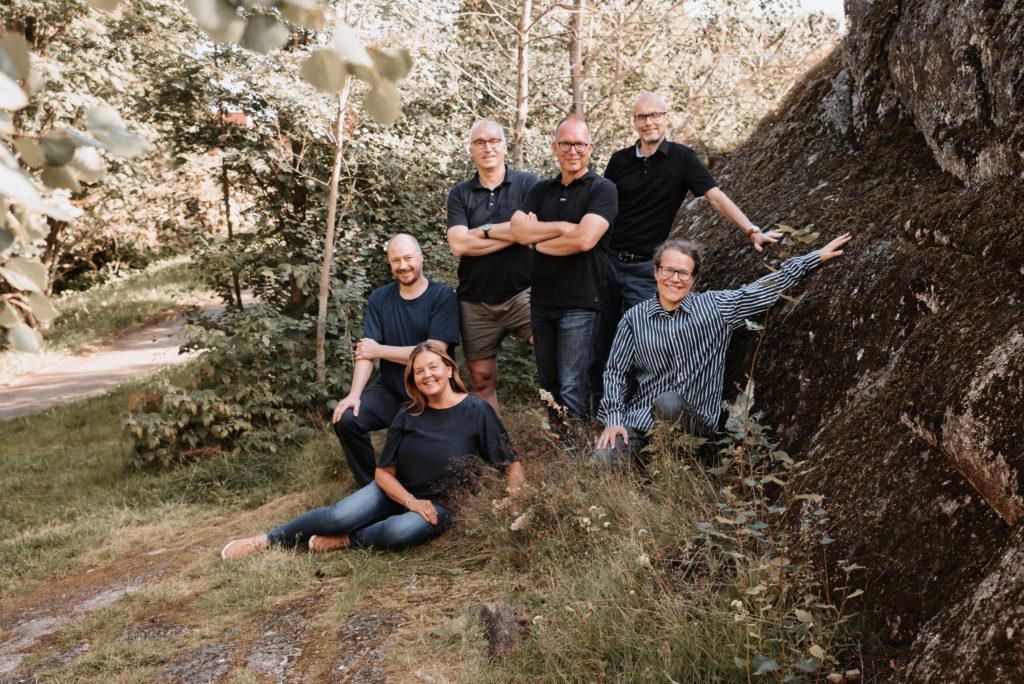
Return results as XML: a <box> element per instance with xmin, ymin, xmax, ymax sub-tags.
<box><xmin>598</xmin><ymin>251</ymin><xmax>823</xmax><ymax>432</ymax></box>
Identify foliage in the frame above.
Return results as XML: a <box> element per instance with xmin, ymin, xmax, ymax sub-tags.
<box><xmin>125</xmin><ymin>302</ymin><xmax>350</xmax><ymax>466</ymax></box>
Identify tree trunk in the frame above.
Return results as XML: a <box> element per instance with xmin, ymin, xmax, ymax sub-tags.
<box><xmin>568</xmin><ymin>0</ymin><xmax>586</xmax><ymax>115</ymax></box>
<box><xmin>315</xmin><ymin>79</ymin><xmax>353</xmax><ymax>384</ymax></box>
<box><xmin>511</xmin><ymin>0</ymin><xmax>532</xmax><ymax>166</ymax></box>
<box><xmin>219</xmin><ymin>157</ymin><xmax>243</xmax><ymax>310</ymax></box>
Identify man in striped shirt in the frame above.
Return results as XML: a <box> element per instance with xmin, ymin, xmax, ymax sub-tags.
<box><xmin>595</xmin><ymin>232</ymin><xmax>852</xmax><ymax>461</ymax></box>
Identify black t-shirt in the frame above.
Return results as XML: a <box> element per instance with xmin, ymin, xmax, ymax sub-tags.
<box><xmin>521</xmin><ymin>169</ymin><xmax>618</xmax><ymax>310</ymax></box>
<box><xmin>603</xmin><ymin>139</ymin><xmax>717</xmax><ymax>255</ymax></box>
<box><xmin>377</xmin><ymin>395</ymin><xmax>518</xmax><ymax>501</ymax></box>
<box><xmin>363</xmin><ymin>280</ymin><xmax>461</xmax><ymax>401</ymax></box>
<box><xmin>447</xmin><ymin>167</ymin><xmax>539</xmax><ymax>303</ymax></box>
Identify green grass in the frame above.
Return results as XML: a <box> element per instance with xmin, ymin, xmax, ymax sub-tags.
<box><xmin>47</xmin><ymin>255</ymin><xmax>207</xmax><ymax>350</ymax></box>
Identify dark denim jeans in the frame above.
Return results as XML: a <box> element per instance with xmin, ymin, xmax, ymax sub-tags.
<box><xmin>531</xmin><ymin>305</ymin><xmax>599</xmax><ymax>420</ymax></box>
<box><xmin>266</xmin><ymin>482</ymin><xmax>452</xmax><ymax>550</ymax></box>
<box><xmin>591</xmin><ymin>254</ymin><xmax>658</xmax><ymax>402</ymax></box>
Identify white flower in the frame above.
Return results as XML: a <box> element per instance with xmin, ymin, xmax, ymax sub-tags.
<box><xmin>637</xmin><ymin>554</ymin><xmax>651</xmax><ymax>568</ymax></box>
<box><xmin>510</xmin><ymin>512</ymin><xmax>531</xmax><ymax>531</ymax></box>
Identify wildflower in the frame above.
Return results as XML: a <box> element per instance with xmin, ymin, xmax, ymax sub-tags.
<box><xmin>602</xmin><ymin>521</ymin><xmax>611</xmax><ymax>528</ymax></box>
<box><xmin>731</xmin><ymin>600</ymin><xmax>743</xmax><ymax>610</ymax></box>
<box><xmin>510</xmin><ymin>512</ymin><xmax>531</xmax><ymax>531</ymax></box>
<box><xmin>637</xmin><ymin>553</ymin><xmax>651</xmax><ymax>568</ymax></box>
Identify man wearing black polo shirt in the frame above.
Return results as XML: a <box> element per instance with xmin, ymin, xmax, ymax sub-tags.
<box><xmin>330</xmin><ymin>234</ymin><xmax>460</xmax><ymax>487</ymax></box>
<box><xmin>510</xmin><ymin>115</ymin><xmax>618</xmax><ymax>421</ymax></box>
<box><xmin>446</xmin><ymin>120</ymin><xmax>539</xmax><ymax>412</ymax></box>
<box><xmin>592</xmin><ymin>92</ymin><xmax>782</xmax><ymax>398</ymax></box>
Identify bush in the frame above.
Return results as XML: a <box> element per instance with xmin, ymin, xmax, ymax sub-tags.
<box><xmin>125</xmin><ymin>303</ymin><xmax>350</xmax><ymax>467</ymax></box>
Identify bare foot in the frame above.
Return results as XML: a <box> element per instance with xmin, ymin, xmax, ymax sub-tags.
<box><xmin>221</xmin><ymin>535</ymin><xmax>268</xmax><ymax>559</ymax></box>
<box><xmin>308</xmin><ymin>534</ymin><xmax>350</xmax><ymax>553</ymax></box>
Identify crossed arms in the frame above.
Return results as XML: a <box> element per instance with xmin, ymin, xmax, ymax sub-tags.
<box><xmin>508</xmin><ymin>210</ymin><xmax>610</xmax><ymax>255</ymax></box>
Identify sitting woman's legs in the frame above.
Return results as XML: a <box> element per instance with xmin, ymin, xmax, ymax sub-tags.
<box><xmin>349</xmin><ymin>504</ymin><xmax>453</xmax><ymax>550</ymax></box>
<box><xmin>266</xmin><ymin>482</ymin><xmax>401</xmax><ymax>548</ymax></box>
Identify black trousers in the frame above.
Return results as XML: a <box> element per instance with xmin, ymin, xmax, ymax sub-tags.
<box><xmin>333</xmin><ymin>384</ymin><xmax>401</xmax><ymax>487</ymax></box>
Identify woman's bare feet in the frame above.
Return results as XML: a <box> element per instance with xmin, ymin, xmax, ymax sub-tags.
<box><xmin>308</xmin><ymin>534</ymin><xmax>349</xmax><ymax>553</ymax></box>
<box><xmin>220</xmin><ymin>535</ymin><xmax>269</xmax><ymax>559</ymax></box>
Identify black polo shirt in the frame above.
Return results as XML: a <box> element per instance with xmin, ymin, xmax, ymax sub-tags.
<box><xmin>446</xmin><ymin>167</ymin><xmax>539</xmax><ymax>303</ymax></box>
<box><xmin>521</xmin><ymin>169</ymin><xmax>618</xmax><ymax>310</ymax></box>
<box><xmin>603</xmin><ymin>139</ymin><xmax>717</xmax><ymax>255</ymax></box>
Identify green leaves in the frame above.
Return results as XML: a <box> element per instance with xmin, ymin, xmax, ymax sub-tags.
<box><xmin>300</xmin><ymin>49</ymin><xmax>347</xmax><ymax>94</ymax></box>
<box><xmin>0</xmin><ymin>257</ymin><xmax>47</xmax><ymax>293</ymax></box>
<box><xmin>241</xmin><ymin>15</ymin><xmax>289</xmax><ymax>54</ymax></box>
<box><xmin>85</xmin><ymin>105</ymin><xmax>152</xmax><ymax>159</ymax></box>
<box><xmin>298</xmin><ymin>25</ymin><xmax>414</xmax><ymax>125</ymax></box>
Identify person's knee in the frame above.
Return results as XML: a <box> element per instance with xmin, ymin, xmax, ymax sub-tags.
<box><xmin>652</xmin><ymin>391</ymin><xmax>685</xmax><ymax>422</ymax></box>
<box><xmin>469</xmin><ymin>363</ymin><xmax>497</xmax><ymax>392</ymax></box>
<box><xmin>334</xmin><ymin>407</ymin><xmax>367</xmax><ymax>437</ymax></box>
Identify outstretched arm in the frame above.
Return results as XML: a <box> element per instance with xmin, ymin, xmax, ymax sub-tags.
<box><xmin>718</xmin><ymin>232</ymin><xmax>853</xmax><ymax>328</ymax></box>
<box><xmin>705</xmin><ymin>187</ymin><xmax>783</xmax><ymax>252</ymax></box>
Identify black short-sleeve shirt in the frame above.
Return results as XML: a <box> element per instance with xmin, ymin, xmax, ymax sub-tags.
<box><xmin>603</xmin><ymin>139</ymin><xmax>717</xmax><ymax>255</ymax></box>
<box><xmin>363</xmin><ymin>280</ymin><xmax>460</xmax><ymax>401</ymax></box>
<box><xmin>377</xmin><ymin>395</ymin><xmax>518</xmax><ymax>502</ymax></box>
<box><xmin>447</xmin><ymin>167</ymin><xmax>539</xmax><ymax>303</ymax></box>
<box><xmin>521</xmin><ymin>169</ymin><xmax>618</xmax><ymax>310</ymax></box>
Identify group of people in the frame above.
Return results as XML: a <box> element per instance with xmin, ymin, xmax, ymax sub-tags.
<box><xmin>220</xmin><ymin>92</ymin><xmax>851</xmax><ymax>560</ymax></box>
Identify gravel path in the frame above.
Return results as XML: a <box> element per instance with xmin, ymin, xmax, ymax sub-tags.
<box><xmin>0</xmin><ymin>298</ymin><xmax>232</xmax><ymax>420</ymax></box>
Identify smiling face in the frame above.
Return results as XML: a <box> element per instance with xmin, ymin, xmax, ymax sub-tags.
<box><xmin>411</xmin><ymin>350</ymin><xmax>452</xmax><ymax>401</ymax></box>
<box><xmin>655</xmin><ymin>249</ymin><xmax>696</xmax><ymax>310</ymax></box>
<box><xmin>552</xmin><ymin>118</ymin><xmax>593</xmax><ymax>178</ymax></box>
<box><xmin>387</xmin><ymin>235</ymin><xmax>423</xmax><ymax>287</ymax></box>
<box><xmin>468</xmin><ymin>123</ymin><xmax>506</xmax><ymax>173</ymax></box>
<box><xmin>633</xmin><ymin>95</ymin><xmax>668</xmax><ymax>147</ymax></box>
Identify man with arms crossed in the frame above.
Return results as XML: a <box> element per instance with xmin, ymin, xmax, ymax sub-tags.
<box><xmin>593</xmin><ymin>92</ymin><xmax>782</xmax><ymax>398</ymax></box>
<box><xmin>509</xmin><ymin>115</ymin><xmax>618</xmax><ymax>422</ymax></box>
<box><xmin>595</xmin><ymin>232</ymin><xmax>853</xmax><ymax>462</ymax></box>
<box><xmin>332</xmin><ymin>233</ymin><xmax>460</xmax><ymax>486</ymax></box>
<box><xmin>446</xmin><ymin>120</ymin><xmax>539</xmax><ymax>412</ymax></box>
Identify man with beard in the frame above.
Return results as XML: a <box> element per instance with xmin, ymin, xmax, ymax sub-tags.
<box><xmin>592</xmin><ymin>92</ymin><xmax>782</xmax><ymax>401</ymax></box>
<box><xmin>446</xmin><ymin>120</ymin><xmax>539</xmax><ymax>413</ymax></box>
<box><xmin>331</xmin><ymin>233</ymin><xmax>460</xmax><ymax>486</ymax></box>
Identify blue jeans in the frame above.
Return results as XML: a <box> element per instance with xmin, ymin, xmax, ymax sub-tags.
<box><xmin>266</xmin><ymin>483</ymin><xmax>452</xmax><ymax>550</ymax></box>
<box><xmin>531</xmin><ymin>305</ymin><xmax>599</xmax><ymax>420</ymax></box>
<box><xmin>592</xmin><ymin>254</ymin><xmax>658</xmax><ymax>402</ymax></box>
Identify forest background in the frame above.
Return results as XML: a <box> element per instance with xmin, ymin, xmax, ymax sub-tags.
<box><xmin>0</xmin><ymin>1</ymin><xmax>865</xmax><ymax>681</ymax></box>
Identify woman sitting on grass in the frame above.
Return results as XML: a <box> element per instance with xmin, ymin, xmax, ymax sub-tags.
<box><xmin>221</xmin><ymin>342</ymin><xmax>524</xmax><ymax>559</ymax></box>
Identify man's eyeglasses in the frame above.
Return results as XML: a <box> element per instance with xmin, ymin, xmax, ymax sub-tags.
<box><xmin>471</xmin><ymin>138</ymin><xmax>504</xmax><ymax>150</ymax></box>
<box><xmin>634</xmin><ymin>111</ymin><xmax>667</xmax><ymax>124</ymax></box>
<box><xmin>656</xmin><ymin>266</ymin><xmax>693</xmax><ymax>282</ymax></box>
<box><xmin>556</xmin><ymin>141</ymin><xmax>590</xmax><ymax>153</ymax></box>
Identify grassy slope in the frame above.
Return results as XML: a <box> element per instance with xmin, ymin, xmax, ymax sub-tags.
<box><xmin>0</xmin><ymin>384</ymin><xmax>870</xmax><ymax>682</ymax></box>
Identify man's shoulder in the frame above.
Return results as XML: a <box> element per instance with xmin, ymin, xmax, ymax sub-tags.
<box><xmin>369</xmin><ymin>282</ymin><xmax>398</xmax><ymax>303</ymax></box>
<box><xmin>507</xmin><ymin>167</ymin><xmax>540</xmax><ymax>184</ymax></box>
<box><xmin>425</xmin><ymin>279</ymin><xmax>457</xmax><ymax>300</ymax></box>
<box><xmin>448</xmin><ymin>176</ymin><xmax>477</xmax><ymax>198</ymax></box>
<box><xmin>623</xmin><ymin>297</ymin><xmax>658</xmax><ymax>321</ymax></box>
<box><xmin>608</xmin><ymin>144</ymin><xmax>636</xmax><ymax>164</ymax></box>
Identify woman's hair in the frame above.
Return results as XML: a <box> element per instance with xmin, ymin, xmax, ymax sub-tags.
<box><xmin>403</xmin><ymin>342</ymin><xmax>468</xmax><ymax>415</ymax></box>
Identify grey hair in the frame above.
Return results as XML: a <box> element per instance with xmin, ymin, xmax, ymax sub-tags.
<box><xmin>633</xmin><ymin>91</ymin><xmax>669</xmax><ymax>112</ymax></box>
<box><xmin>653</xmin><ymin>238</ymin><xmax>703</xmax><ymax>279</ymax></box>
<box><xmin>467</xmin><ymin>119</ymin><xmax>505</xmax><ymax>146</ymax></box>
<box><xmin>553</xmin><ymin>114</ymin><xmax>592</xmax><ymax>143</ymax></box>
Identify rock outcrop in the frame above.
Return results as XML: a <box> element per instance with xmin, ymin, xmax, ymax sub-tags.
<box><xmin>673</xmin><ymin>0</ymin><xmax>1024</xmax><ymax>679</ymax></box>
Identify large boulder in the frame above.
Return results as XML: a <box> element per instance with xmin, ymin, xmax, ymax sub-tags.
<box><xmin>672</xmin><ymin>2</ymin><xmax>1024</xmax><ymax>678</ymax></box>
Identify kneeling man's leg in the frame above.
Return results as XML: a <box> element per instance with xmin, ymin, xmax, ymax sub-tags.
<box><xmin>652</xmin><ymin>391</ymin><xmax>712</xmax><ymax>436</ymax></box>
<box><xmin>593</xmin><ymin>427</ymin><xmax>648</xmax><ymax>465</ymax></box>
<box><xmin>334</xmin><ymin>385</ymin><xmax>399</xmax><ymax>487</ymax></box>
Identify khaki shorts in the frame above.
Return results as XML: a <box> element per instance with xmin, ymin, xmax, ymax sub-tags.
<box><xmin>460</xmin><ymin>289</ymin><xmax>533</xmax><ymax>361</ymax></box>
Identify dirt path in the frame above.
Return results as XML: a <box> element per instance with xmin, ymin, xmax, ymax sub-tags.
<box><xmin>0</xmin><ymin>297</ymin><xmax>237</xmax><ymax>420</ymax></box>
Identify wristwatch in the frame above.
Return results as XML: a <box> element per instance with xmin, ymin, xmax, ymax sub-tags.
<box><xmin>482</xmin><ymin>223</ymin><xmax>492</xmax><ymax>239</ymax></box>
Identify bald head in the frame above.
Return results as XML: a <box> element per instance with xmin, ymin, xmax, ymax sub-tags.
<box><xmin>386</xmin><ymin>233</ymin><xmax>425</xmax><ymax>288</ymax></box>
<box><xmin>386</xmin><ymin>233</ymin><xmax>421</xmax><ymax>257</ymax></box>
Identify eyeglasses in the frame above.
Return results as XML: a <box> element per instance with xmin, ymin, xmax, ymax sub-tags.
<box><xmin>634</xmin><ymin>111</ymin><xmax>667</xmax><ymax>124</ymax></box>
<box><xmin>471</xmin><ymin>138</ymin><xmax>504</xmax><ymax>150</ymax></box>
<box><xmin>556</xmin><ymin>141</ymin><xmax>590</xmax><ymax>153</ymax></box>
<box><xmin>656</xmin><ymin>266</ymin><xmax>693</xmax><ymax>282</ymax></box>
